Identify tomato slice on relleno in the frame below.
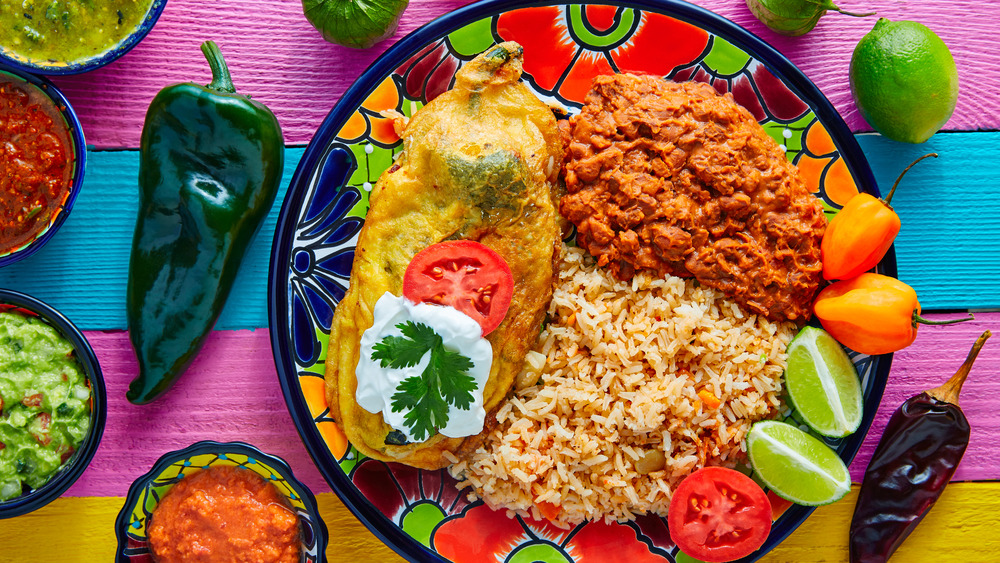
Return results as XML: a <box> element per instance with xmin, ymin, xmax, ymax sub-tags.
<box><xmin>402</xmin><ymin>240</ymin><xmax>514</xmax><ymax>336</ymax></box>
<box><xmin>668</xmin><ymin>466</ymin><xmax>772</xmax><ymax>563</ymax></box>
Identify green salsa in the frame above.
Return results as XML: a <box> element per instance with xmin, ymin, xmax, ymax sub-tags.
<box><xmin>0</xmin><ymin>311</ymin><xmax>91</xmax><ymax>501</ymax></box>
<box><xmin>0</xmin><ymin>0</ymin><xmax>154</xmax><ymax>65</ymax></box>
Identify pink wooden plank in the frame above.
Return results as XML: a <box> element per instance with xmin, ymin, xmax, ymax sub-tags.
<box><xmin>65</xmin><ymin>329</ymin><xmax>331</xmax><ymax>497</ymax></box>
<box><xmin>52</xmin><ymin>0</ymin><xmax>1000</xmax><ymax>149</ymax></box>
<box><xmin>66</xmin><ymin>314</ymin><xmax>1000</xmax><ymax>498</ymax></box>
<box><xmin>849</xmin><ymin>313</ymin><xmax>1000</xmax><ymax>482</ymax></box>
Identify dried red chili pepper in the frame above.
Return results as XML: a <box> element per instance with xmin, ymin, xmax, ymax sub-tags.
<box><xmin>849</xmin><ymin>330</ymin><xmax>991</xmax><ymax>563</ymax></box>
<box><xmin>822</xmin><ymin>153</ymin><xmax>936</xmax><ymax>281</ymax></box>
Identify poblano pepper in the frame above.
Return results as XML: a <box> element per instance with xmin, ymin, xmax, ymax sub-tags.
<box><xmin>126</xmin><ymin>41</ymin><xmax>283</xmax><ymax>404</ymax></box>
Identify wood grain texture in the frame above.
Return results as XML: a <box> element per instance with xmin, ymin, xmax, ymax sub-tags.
<box><xmin>3</xmin><ymin>483</ymin><xmax>999</xmax><ymax>562</ymax></box>
<box><xmin>1</xmin><ymin>134</ymin><xmax>995</xmax><ymax>332</ymax></box>
<box><xmin>63</xmin><ymin>319</ymin><xmax>1000</xmax><ymax>499</ymax></box>
<box><xmin>63</xmin><ymin>329</ymin><xmax>329</xmax><ymax>498</ymax></box>
<box><xmin>0</xmin><ymin>148</ymin><xmax>302</xmax><ymax>331</ymax></box>
<box><xmin>855</xmin><ymin>133</ymin><xmax>1000</xmax><ymax>311</ymax></box>
<box><xmin>50</xmin><ymin>0</ymin><xmax>1000</xmax><ymax>149</ymax></box>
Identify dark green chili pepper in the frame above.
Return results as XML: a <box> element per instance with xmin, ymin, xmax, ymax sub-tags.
<box><xmin>746</xmin><ymin>0</ymin><xmax>875</xmax><ymax>36</ymax></box>
<box><xmin>126</xmin><ymin>41</ymin><xmax>284</xmax><ymax>404</ymax></box>
<box><xmin>850</xmin><ymin>330</ymin><xmax>991</xmax><ymax>563</ymax></box>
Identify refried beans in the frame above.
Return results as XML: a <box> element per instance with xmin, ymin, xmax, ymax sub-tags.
<box><xmin>560</xmin><ymin>74</ymin><xmax>826</xmax><ymax>322</ymax></box>
<box><xmin>147</xmin><ymin>465</ymin><xmax>301</xmax><ymax>563</ymax></box>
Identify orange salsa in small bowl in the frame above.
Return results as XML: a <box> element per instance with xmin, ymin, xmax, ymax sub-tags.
<box><xmin>115</xmin><ymin>441</ymin><xmax>328</xmax><ymax>563</ymax></box>
<box><xmin>149</xmin><ymin>465</ymin><xmax>301</xmax><ymax>563</ymax></box>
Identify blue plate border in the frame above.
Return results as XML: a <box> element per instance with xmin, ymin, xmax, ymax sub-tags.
<box><xmin>268</xmin><ymin>1</ymin><xmax>892</xmax><ymax>562</ymax></box>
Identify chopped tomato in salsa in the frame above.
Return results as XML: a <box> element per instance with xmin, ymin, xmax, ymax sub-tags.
<box><xmin>0</xmin><ymin>76</ymin><xmax>74</xmax><ymax>255</ymax></box>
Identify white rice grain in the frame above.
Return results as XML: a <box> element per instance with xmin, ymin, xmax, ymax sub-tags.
<box><xmin>449</xmin><ymin>244</ymin><xmax>793</xmax><ymax>526</ymax></box>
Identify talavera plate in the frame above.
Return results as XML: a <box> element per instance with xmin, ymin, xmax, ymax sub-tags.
<box><xmin>268</xmin><ymin>1</ymin><xmax>893</xmax><ymax>561</ymax></box>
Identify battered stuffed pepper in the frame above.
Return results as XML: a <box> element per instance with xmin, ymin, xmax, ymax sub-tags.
<box><xmin>325</xmin><ymin>42</ymin><xmax>563</xmax><ymax>469</ymax></box>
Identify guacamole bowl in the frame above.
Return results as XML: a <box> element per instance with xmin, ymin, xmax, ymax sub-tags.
<box><xmin>0</xmin><ymin>0</ymin><xmax>168</xmax><ymax>75</ymax></box>
<box><xmin>115</xmin><ymin>441</ymin><xmax>328</xmax><ymax>562</ymax></box>
<box><xmin>0</xmin><ymin>66</ymin><xmax>87</xmax><ymax>267</ymax></box>
<box><xmin>0</xmin><ymin>289</ymin><xmax>106</xmax><ymax>519</ymax></box>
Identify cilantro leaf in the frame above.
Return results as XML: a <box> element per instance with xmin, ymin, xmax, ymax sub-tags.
<box><xmin>371</xmin><ymin>322</ymin><xmax>440</xmax><ymax>368</ymax></box>
<box><xmin>376</xmin><ymin>321</ymin><xmax>479</xmax><ymax>442</ymax></box>
<box><xmin>432</xmin><ymin>347</ymin><xmax>476</xmax><ymax>410</ymax></box>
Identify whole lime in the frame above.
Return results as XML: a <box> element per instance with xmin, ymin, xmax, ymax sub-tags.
<box><xmin>850</xmin><ymin>18</ymin><xmax>958</xmax><ymax>144</ymax></box>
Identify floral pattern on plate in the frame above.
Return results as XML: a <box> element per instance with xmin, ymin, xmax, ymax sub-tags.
<box><xmin>269</xmin><ymin>3</ymin><xmax>889</xmax><ymax>562</ymax></box>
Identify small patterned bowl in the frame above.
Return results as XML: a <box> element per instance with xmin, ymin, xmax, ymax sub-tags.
<box><xmin>0</xmin><ymin>289</ymin><xmax>107</xmax><ymax>519</ymax></box>
<box><xmin>0</xmin><ymin>0</ymin><xmax>168</xmax><ymax>75</ymax></box>
<box><xmin>115</xmin><ymin>441</ymin><xmax>329</xmax><ymax>562</ymax></box>
<box><xmin>0</xmin><ymin>65</ymin><xmax>87</xmax><ymax>267</ymax></box>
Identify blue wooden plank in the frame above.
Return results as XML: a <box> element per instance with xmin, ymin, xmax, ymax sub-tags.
<box><xmin>856</xmin><ymin>132</ymin><xmax>1000</xmax><ymax>311</ymax></box>
<box><xmin>0</xmin><ymin>133</ymin><xmax>995</xmax><ymax>332</ymax></box>
<box><xmin>0</xmin><ymin>148</ymin><xmax>302</xmax><ymax>331</ymax></box>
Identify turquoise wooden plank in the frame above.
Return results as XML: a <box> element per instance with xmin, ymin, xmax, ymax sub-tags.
<box><xmin>0</xmin><ymin>148</ymin><xmax>303</xmax><ymax>331</ymax></box>
<box><xmin>856</xmin><ymin>132</ymin><xmax>1000</xmax><ymax>311</ymax></box>
<box><xmin>1</xmin><ymin>134</ymin><xmax>995</xmax><ymax>332</ymax></box>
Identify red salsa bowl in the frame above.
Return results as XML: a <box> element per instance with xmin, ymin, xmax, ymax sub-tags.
<box><xmin>0</xmin><ymin>65</ymin><xmax>86</xmax><ymax>267</ymax></box>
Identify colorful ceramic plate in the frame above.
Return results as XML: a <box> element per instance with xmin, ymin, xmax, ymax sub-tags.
<box><xmin>114</xmin><ymin>440</ymin><xmax>328</xmax><ymax>562</ymax></box>
<box><xmin>268</xmin><ymin>1</ymin><xmax>893</xmax><ymax>561</ymax></box>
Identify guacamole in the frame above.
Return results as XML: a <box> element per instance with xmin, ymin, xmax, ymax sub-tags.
<box><xmin>0</xmin><ymin>310</ymin><xmax>91</xmax><ymax>502</ymax></box>
<box><xmin>0</xmin><ymin>0</ymin><xmax>154</xmax><ymax>65</ymax></box>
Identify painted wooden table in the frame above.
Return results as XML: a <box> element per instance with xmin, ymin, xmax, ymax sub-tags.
<box><xmin>2</xmin><ymin>0</ymin><xmax>999</xmax><ymax>561</ymax></box>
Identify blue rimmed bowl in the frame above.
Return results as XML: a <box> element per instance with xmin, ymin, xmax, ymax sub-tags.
<box><xmin>0</xmin><ymin>65</ymin><xmax>86</xmax><ymax>267</ymax></box>
<box><xmin>0</xmin><ymin>0</ymin><xmax>168</xmax><ymax>75</ymax></box>
<box><xmin>115</xmin><ymin>440</ymin><xmax>328</xmax><ymax>563</ymax></box>
<box><xmin>0</xmin><ymin>289</ymin><xmax>106</xmax><ymax>519</ymax></box>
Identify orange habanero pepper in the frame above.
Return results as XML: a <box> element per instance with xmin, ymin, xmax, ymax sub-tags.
<box><xmin>822</xmin><ymin>153</ymin><xmax>937</xmax><ymax>281</ymax></box>
<box><xmin>813</xmin><ymin>273</ymin><xmax>973</xmax><ymax>355</ymax></box>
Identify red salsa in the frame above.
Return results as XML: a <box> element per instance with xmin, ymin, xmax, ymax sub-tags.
<box><xmin>0</xmin><ymin>74</ymin><xmax>74</xmax><ymax>256</ymax></box>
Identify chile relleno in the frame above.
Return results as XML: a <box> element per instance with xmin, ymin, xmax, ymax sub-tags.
<box><xmin>126</xmin><ymin>41</ymin><xmax>283</xmax><ymax>404</ymax></box>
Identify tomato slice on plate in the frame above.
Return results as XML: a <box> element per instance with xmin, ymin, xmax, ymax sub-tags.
<box><xmin>668</xmin><ymin>466</ymin><xmax>772</xmax><ymax>563</ymax></box>
<box><xmin>403</xmin><ymin>240</ymin><xmax>513</xmax><ymax>335</ymax></box>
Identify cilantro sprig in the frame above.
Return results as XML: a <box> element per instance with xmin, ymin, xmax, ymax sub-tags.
<box><xmin>371</xmin><ymin>321</ymin><xmax>478</xmax><ymax>442</ymax></box>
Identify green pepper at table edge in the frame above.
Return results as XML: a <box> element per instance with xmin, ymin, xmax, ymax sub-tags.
<box><xmin>125</xmin><ymin>40</ymin><xmax>284</xmax><ymax>405</ymax></box>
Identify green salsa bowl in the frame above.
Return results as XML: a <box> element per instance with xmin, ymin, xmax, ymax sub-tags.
<box><xmin>0</xmin><ymin>289</ymin><xmax>106</xmax><ymax>519</ymax></box>
<box><xmin>0</xmin><ymin>0</ymin><xmax>168</xmax><ymax>75</ymax></box>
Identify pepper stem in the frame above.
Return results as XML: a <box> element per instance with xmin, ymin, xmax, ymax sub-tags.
<box><xmin>913</xmin><ymin>311</ymin><xmax>975</xmax><ymax>326</ymax></box>
<box><xmin>926</xmin><ymin>331</ymin><xmax>991</xmax><ymax>406</ymax></box>
<box><xmin>884</xmin><ymin>152</ymin><xmax>937</xmax><ymax>206</ymax></box>
<box><xmin>832</xmin><ymin>7</ymin><xmax>877</xmax><ymax>17</ymax></box>
<box><xmin>201</xmin><ymin>40</ymin><xmax>236</xmax><ymax>94</ymax></box>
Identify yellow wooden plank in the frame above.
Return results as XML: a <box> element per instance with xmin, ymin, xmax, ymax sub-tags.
<box><xmin>763</xmin><ymin>482</ymin><xmax>1000</xmax><ymax>562</ymax></box>
<box><xmin>1</xmin><ymin>484</ymin><xmax>997</xmax><ymax>562</ymax></box>
<box><xmin>0</xmin><ymin>496</ymin><xmax>118</xmax><ymax>562</ymax></box>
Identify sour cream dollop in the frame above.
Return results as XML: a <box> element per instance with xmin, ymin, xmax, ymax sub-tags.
<box><xmin>355</xmin><ymin>292</ymin><xmax>493</xmax><ymax>443</ymax></box>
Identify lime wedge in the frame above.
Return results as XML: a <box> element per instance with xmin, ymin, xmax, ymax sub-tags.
<box><xmin>785</xmin><ymin>326</ymin><xmax>863</xmax><ymax>438</ymax></box>
<box><xmin>747</xmin><ymin>420</ymin><xmax>851</xmax><ymax>506</ymax></box>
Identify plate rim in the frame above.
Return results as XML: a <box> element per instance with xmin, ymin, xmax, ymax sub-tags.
<box><xmin>267</xmin><ymin>1</ymin><xmax>893</xmax><ymax>561</ymax></box>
